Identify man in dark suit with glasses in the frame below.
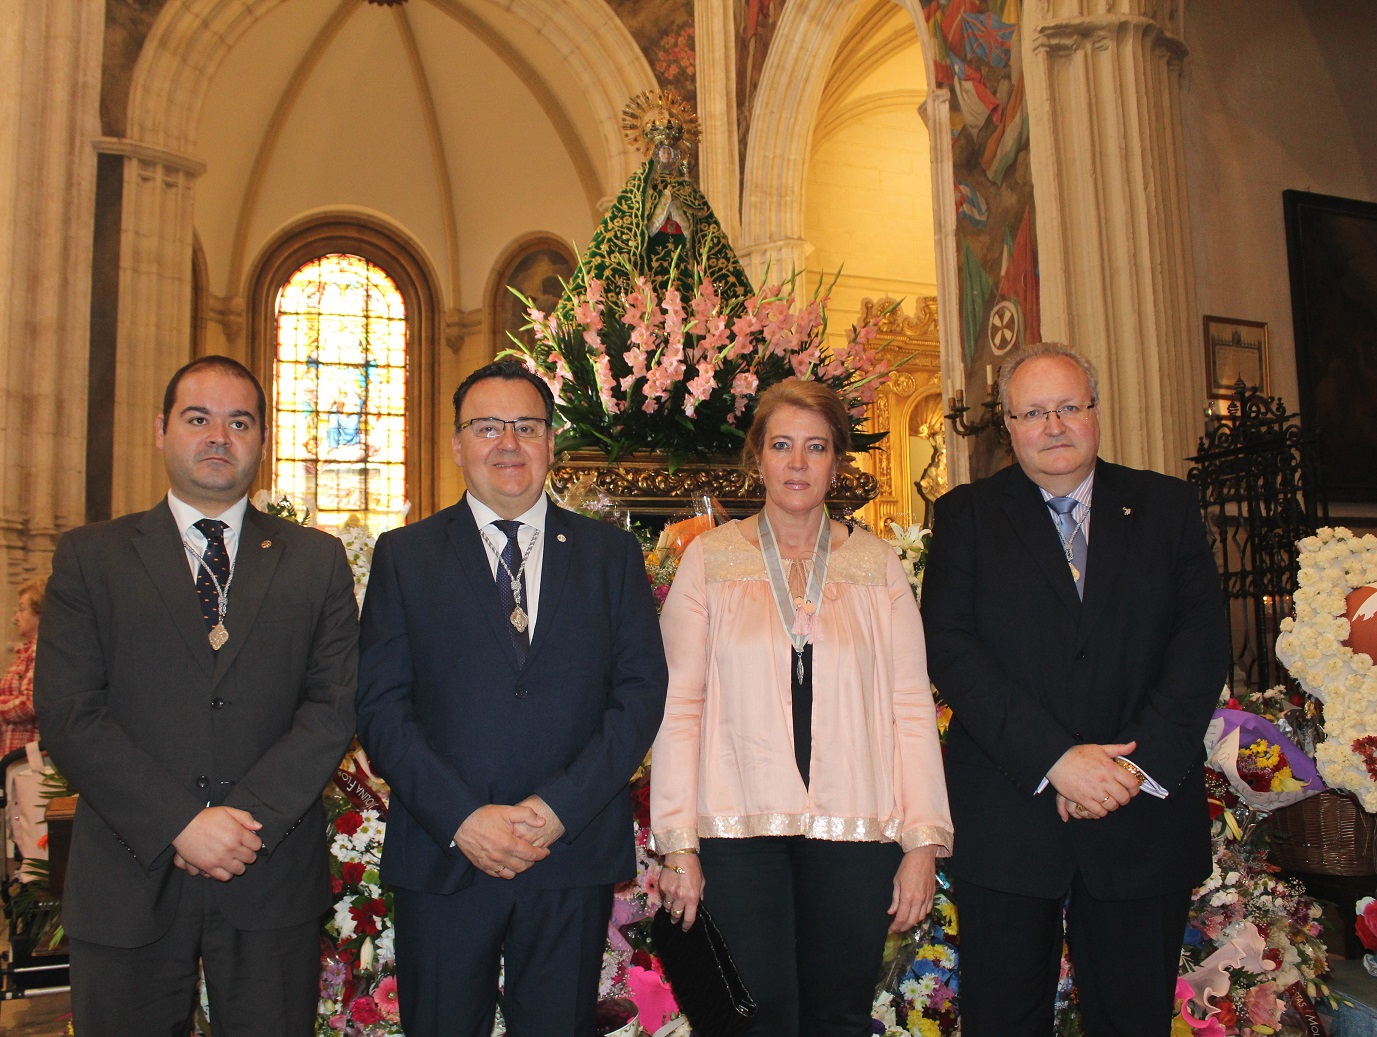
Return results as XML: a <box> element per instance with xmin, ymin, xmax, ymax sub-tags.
<box><xmin>356</xmin><ymin>359</ymin><xmax>667</xmax><ymax>1037</ymax></box>
<box><xmin>921</xmin><ymin>343</ymin><xmax>1228</xmax><ymax>1036</ymax></box>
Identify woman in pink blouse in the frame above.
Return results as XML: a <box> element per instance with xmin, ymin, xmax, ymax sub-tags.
<box><xmin>0</xmin><ymin>575</ymin><xmax>45</xmax><ymax>757</ymax></box>
<box><xmin>651</xmin><ymin>381</ymin><xmax>952</xmax><ymax>1036</ymax></box>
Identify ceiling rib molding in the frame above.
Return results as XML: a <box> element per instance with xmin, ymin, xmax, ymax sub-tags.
<box><xmin>395</xmin><ymin>5</ymin><xmax>463</xmax><ymax>308</ymax></box>
<box><xmin>225</xmin><ymin>0</ymin><xmax>358</xmax><ymax>297</ymax></box>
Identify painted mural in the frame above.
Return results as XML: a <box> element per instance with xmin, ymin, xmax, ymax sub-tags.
<box><xmin>607</xmin><ymin>0</ymin><xmax>699</xmax><ymax>148</ymax></box>
<box><xmin>919</xmin><ymin>0</ymin><xmax>1038</xmax><ymax>476</ymax></box>
<box><xmin>737</xmin><ymin>0</ymin><xmax>786</xmax><ymax>181</ymax></box>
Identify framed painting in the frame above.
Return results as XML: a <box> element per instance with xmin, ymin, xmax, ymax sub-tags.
<box><xmin>1203</xmin><ymin>315</ymin><xmax>1269</xmax><ymax>399</ymax></box>
<box><xmin>1284</xmin><ymin>189</ymin><xmax>1377</xmax><ymax>501</ymax></box>
<box><xmin>490</xmin><ymin>236</ymin><xmax>576</xmax><ymax>357</ymax></box>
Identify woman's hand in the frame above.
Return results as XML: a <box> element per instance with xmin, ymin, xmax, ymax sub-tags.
<box><xmin>659</xmin><ymin>851</ymin><xmax>705</xmax><ymax>931</ymax></box>
<box><xmin>888</xmin><ymin>845</ymin><xmax>938</xmax><ymax>933</ymax></box>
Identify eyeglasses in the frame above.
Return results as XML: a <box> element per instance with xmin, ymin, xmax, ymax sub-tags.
<box><xmin>1006</xmin><ymin>402</ymin><xmax>1097</xmax><ymax>425</ymax></box>
<box><xmin>458</xmin><ymin>416</ymin><xmax>550</xmax><ymax>440</ymax></box>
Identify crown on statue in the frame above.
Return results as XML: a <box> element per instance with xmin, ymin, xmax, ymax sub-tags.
<box><xmin>621</xmin><ymin>90</ymin><xmax>701</xmax><ymax>161</ymax></box>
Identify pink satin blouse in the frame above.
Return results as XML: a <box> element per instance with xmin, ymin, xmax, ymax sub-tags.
<box><xmin>650</xmin><ymin>521</ymin><xmax>953</xmax><ymax>856</ymax></box>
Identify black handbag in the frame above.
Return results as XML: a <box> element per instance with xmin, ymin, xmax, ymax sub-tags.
<box><xmin>650</xmin><ymin>904</ymin><xmax>758</xmax><ymax>1037</ymax></box>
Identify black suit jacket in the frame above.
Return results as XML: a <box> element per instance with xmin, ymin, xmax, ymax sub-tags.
<box><xmin>920</xmin><ymin>461</ymin><xmax>1228</xmax><ymax>900</ymax></box>
<box><xmin>355</xmin><ymin>495</ymin><xmax>668</xmax><ymax>894</ymax></box>
<box><xmin>33</xmin><ymin>501</ymin><xmax>359</xmax><ymax>946</ymax></box>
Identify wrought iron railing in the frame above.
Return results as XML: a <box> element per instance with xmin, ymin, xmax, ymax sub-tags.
<box><xmin>1186</xmin><ymin>380</ymin><xmax>1327</xmax><ymax>694</ymax></box>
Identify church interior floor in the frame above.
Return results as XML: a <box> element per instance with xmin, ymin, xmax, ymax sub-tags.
<box><xmin>0</xmin><ymin>923</ymin><xmax>70</xmax><ymax>1036</ymax></box>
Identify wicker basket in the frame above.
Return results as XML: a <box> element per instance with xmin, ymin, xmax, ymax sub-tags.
<box><xmin>1267</xmin><ymin>790</ymin><xmax>1377</xmax><ymax>876</ymax></box>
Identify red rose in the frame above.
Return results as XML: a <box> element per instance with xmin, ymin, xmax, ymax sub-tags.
<box><xmin>1215</xmin><ymin>999</ymin><xmax>1237</xmax><ymax>1028</ymax></box>
<box><xmin>342</xmin><ymin>861</ymin><xmax>367</xmax><ymax>887</ymax></box>
<box><xmin>350</xmin><ymin>995</ymin><xmax>383</xmax><ymax>1025</ymax></box>
<box><xmin>335</xmin><ymin>811</ymin><xmax>364</xmax><ymax>836</ymax></box>
<box><xmin>331</xmin><ymin>876</ymin><xmax>343</xmax><ymax>894</ymax></box>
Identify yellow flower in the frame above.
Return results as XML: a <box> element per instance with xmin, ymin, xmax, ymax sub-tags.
<box><xmin>913</xmin><ymin>1019</ymin><xmax>942</xmax><ymax>1037</ymax></box>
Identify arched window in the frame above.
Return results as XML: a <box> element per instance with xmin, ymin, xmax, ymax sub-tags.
<box><xmin>273</xmin><ymin>255</ymin><xmax>409</xmax><ymax>535</ymax></box>
<box><xmin>249</xmin><ymin>215</ymin><xmax>439</xmax><ymax>532</ymax></box>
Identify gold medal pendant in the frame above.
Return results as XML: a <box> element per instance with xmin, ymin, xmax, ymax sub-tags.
<box><xmin>509</xmin><ymin>607</ymin><xmax>529</xmax><ymax>633</ymax></box>
<box><xmin>1069</xmin><ymin>562</ymin><xmax>1081</xmax><ymax>583</ymax></box>
<box><xmin>209</xmin><ymin>622</ymin><xmax>229</xmax><ymax>651</ymax></box>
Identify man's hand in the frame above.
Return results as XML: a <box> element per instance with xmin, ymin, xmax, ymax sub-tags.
<box><xmin>513</xmin><ymin>795</ymin><xmax>565</xmax><ymax>849</ymax></box>
<box><xmin>454</xmin><ymin>804</ymin><xmax>551</xmax><ymax>879</ymax></box>
<box><xmin>1048</xmin><ymin>741</ymin><xmax>1141</xmax><ymax>819</ymax></box>
<box><xmin>171</xmin><ymin>806</ymin><xmax>263</xmax><ymax>882</ymax></box>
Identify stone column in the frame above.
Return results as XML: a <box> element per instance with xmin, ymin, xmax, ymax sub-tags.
<box><xmin>694</xmin><ymin>0</ymin><xmax>740</xmax><ymax>242</ymax></box>
<box><xmin>0</xmin><ymin>0</ymin><xmax>103</xmax><ymax>600</ymax></box>
<box><xmin>98</xmin><ymin>138</ymin><xmax>205</xmax><ymax>519</ymax></box>
<box><xmin>1023</xmin><ymin>0</ymin><xmax>1202</xmax><ymax>477</ymax></box>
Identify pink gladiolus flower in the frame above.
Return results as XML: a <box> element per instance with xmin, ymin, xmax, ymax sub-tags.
<box><xmin>593</xmin><ymin>355</ymin><xmax>621</xmax><ymax>414</ymax></box>
<box><xmin>684</xmin><ymin>362</ymin><xmax>716</xmax><ymax>417</ymax></box>
<box><xmin>790</xmin><ymin>353</ymin><xmax>813</xmax><ymax>379</ymax></box>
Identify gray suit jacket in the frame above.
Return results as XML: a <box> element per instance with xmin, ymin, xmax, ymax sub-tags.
<box><xmin>34</xmin><ymin>500</ymin><xmax>359</xmax><ymax>946</ymax></box>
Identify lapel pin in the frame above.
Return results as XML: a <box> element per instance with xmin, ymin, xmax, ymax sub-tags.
<box><xmin>557</xmin><ymin>534</ymin><xmax>567</xmax><ymax>543</ymax></box>
<box><xmin>261</xmin><ymin>540</ymin><xmax>272</xmax><ymax>548</ymax></box>
<box><xmin>1122</xmin><ymin>508</ymin><xmax>1131</xmax><ymax>516</ymax></box>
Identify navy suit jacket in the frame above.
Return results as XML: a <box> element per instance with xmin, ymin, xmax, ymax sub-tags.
<box><xmin>355</xmin><ymin>495</ymin><xmax>668</xmax><ymax>893</ymax></box>
<box><xmin>920</xmin><ymin>460</ymin><xmax>1229</xmax><ymax>900</ymax></box>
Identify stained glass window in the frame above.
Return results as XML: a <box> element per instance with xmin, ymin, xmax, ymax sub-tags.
<box><xmin>273</xmin><ymin>254</ymin><xmax>408</xmax><ymax>536</ymax></box>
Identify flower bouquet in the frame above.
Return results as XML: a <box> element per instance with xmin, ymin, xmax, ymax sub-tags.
<box><xmin>1203</xmin><ymin>709</ymin><xmax>1324</xmax><ymax>831</ymax></box>
<box><xmin>885</xmin><ymin>520</ymin><xmax>932</xmax><ymax>604</ymax></box>
<box><xmin>1358</xmin><ymin>896</ymin><xmax>1377</xmax><ymax>977</ymax></box>
<box><xmin>1174</xmin><ymin>843</ymin><xmax>1332</xmax><ymax>1037</ymax></box>
<box><xmin>872</xmin><ymin>883</ymin><xmax>960</xmax><ymax>1036</ymax></box>
<box><xmin>318</xmin><ymin>750</ymin><xmax>400</xmax><ymax>1036</ymax></box>
<box><xmin>503</xmin><ymin>267</ymin><xmax>897</xmax><ymax>470</ymax></box>
<box><xmin>1275</xmin><ymin>527</ymin><xmax>1377</xmax><ymax>810</ymax></box>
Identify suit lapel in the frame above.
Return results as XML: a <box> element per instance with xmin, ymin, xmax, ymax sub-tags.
<box><xmin>210</xmin><ymin>506</ymin><xmax>284</xmax><ymax>685</ymax></box>
<box><xmin>447</xmin><ymin>497</ymin><xmax>524</xmax><ymax>670</ymax></box>
<box><xmin>133</xmin><ymin>501</ymin><xmax>216</xmax><ymax>676</ymax></box>
<box><xmin>528</xmin><ymin>500</ymin><xmax>572</xmax><ymax>666</ymax></box>
<box><xmin>1000</xmin><ymin>465</ymin><xmax>1082</xmax><ymax>617</ymax></box>
<box><xmin>1077</xmin><ymin>462</ymin><xmax>1133</xmax><ymax>644</ymax></box>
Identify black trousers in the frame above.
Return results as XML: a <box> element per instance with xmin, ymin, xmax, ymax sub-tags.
<box><xmin>393</xmin><ymin>878</ymin><xmax>613</xmax><ymax>1037</ymax></box>
<box><xmin>68</xmin><ymin>878</ymin><xmax>321</xmax><ymax>1037</ymax></box>
<box><xmin>699</xmin><ymin>836</ymin><xmax>902</xmax><ymax>1037</ymax></box>
<box><xmin>955</xmin><ymin>872</ymin><xmax>1191</xmax><ymax>1037</ymax></box>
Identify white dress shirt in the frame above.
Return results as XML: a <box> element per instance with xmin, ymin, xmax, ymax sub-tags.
<box><xmin>466</xmin><ymin>494</ymin><xmax>549</xmax><ymax>637</ymax></box>
<box><xmin>167</xmin><ymin>492</ymin><xmax>249</xmax><ymax>578</ymax></box>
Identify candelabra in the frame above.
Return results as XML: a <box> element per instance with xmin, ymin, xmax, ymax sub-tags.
<box><xmin>945</xmin><ymin>370</ymin><xmax>1007</xmax><ymax>442</ymax></box>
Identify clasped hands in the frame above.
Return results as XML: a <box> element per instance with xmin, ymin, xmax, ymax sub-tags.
<box><xmin>455</xmin><ymin>795</ymin><xmax>565</xmax><ymax>879</ymax></box>
<box><xmin>173</xmin><ymin>806</ymin><xmax>263</xmax><ymax>881</ymax></box>
<box><xmin>1050</xmin><ymin>741</ymin><xmax>1143</xmax><ymax>822</ymax></box>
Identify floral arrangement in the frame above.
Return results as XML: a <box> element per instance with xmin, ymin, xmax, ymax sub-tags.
<box><xmin>886</xmin><ymin>520</ymin><xmax>932</xmax><ymax>603</ymax></box>
<box><xmin>1173</xmin><ymin>843</ymin><xmax>1332</xmax><ymax>1036</ymax></box>
<box><xmin>318</xmin><ymin>752</ymin><xmax>400</xmax><ymax>1036</ymax></box>
<box><xmin>872</xmin><ymin>884</ymin><xmax>960</xmax><ymax>1036</ymax></box>
<box><xmin>503</xmin><ymin>271</ymin><xmax>896</xmax><ymax>468</ymax></box>
<box><xmin>335</xmin><ymin>516</ymin><xmax>377</xmax><ymax>608</ymax></box>
<box><xmin>1358</xmin><ymin>896</ymin><xmax>1377</xmax><ymax>977</ymax></box>
<box><xmin>1203</xmin><ymin>709</ymin><xmax>1323</xmax><ymax>819</ymax></box>
<box><xmin>1275</xmin><ymin>527</ymin><xmax>1377</xmax><ymax>810</ymax></box>
<box><xmin>253</xmin><ymin>488</ymin><xmax>312</xmax><ymax>525</ymax></box>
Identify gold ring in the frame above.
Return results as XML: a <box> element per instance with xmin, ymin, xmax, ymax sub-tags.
<box><xmin>1101</xmin><ymin>795</ymin><xmax>1110</xmax><ymax>806</ymax></box>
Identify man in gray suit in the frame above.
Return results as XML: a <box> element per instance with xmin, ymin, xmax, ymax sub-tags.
<box><xmin>35</xmin><ymin>356</ymin><xmax>359</xmax><ymax>1037</ymax></box>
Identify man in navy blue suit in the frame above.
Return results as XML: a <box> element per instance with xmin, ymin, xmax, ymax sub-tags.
<box><xmin>356</xmin><ymin>359</ymin><xmax>667</xmax><ymax>1037</ymax></box>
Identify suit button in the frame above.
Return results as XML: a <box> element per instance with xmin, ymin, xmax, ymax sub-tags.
<box><xmin>1074</xmin><ymin>650</ymin><xmax>1087</xmax><ymax>661</ymax></box>
<box><xmin>211</xmin><ymin>697</ymin><xmax>226</xmax><ymax>709</ymax></box>
<box><xmin>1072</xmin><ymin>732</ymin><xmax>1084</xmax><ymax>742</ymax></box>
<box><xmin>515</xmin><ymin>688</ymin><xmax>528</xmax><ymax>699</ymax></box>
<box><xmin>196</xmin><ymin>775</ymin><xmax>209</xmax><ymax>789</ymax></box>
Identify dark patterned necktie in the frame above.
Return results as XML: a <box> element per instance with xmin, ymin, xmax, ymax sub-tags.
<box><xmin>193</xmin><ymin>518</ymin><xmax>231</xmax><ymax>630</ymax></box>
<box><xmin>494</xmin><ymin>519</ymin><xmax>529</xmax><ymax>665</ymax></box>
<box><xmin>1047</xmin><ymin>497</ymin><xmax>1087</xmax><ymax>599</ymax></box>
